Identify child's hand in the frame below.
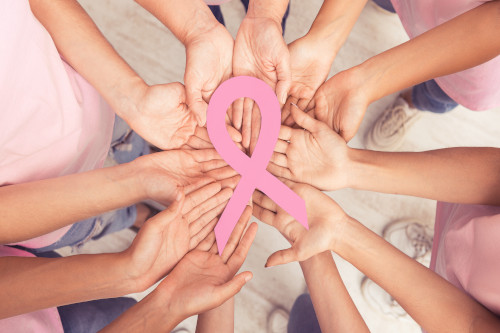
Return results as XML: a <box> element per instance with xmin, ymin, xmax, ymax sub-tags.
<box><xmin>122</xmin><ymin>182</ymin><xmax>234</xmax><ymax>291</ymax></box>
<box><xmin>305</xmin><ymin>69</ymin><xmax>370</xmax><ymax>142</ymax></box>
<box><xmin>158</xmin><ymin>206</ymin><xmax>257</xmax><ymax>319</ymax></box>
<box><xmin>253</xmin><ymin>182</ymin><xmax>349</xmax><ymax>267</ymax></box>
<box><xmin>268</xmin><ymin>104</ymin><xmax>352</xmax><ymax>191</ymax></box>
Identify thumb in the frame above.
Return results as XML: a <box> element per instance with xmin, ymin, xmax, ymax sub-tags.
<box><xmin>214</xmin><ymin>272</ymin><xmax>252</xmax><ymax>304</ymax></box>
<box><xmin>265</xmin><ymin>247</ymin><xmax>298</xmax><ymax>267</ymax></box>
<box><xmin>290</xmin><ymin>103</ymin><xmax>323</xmax><ymax>133</ymax></box>
<box><xmin>157</xmin><ymin>191</ymin><xmax>185</xmax><ymax>224</ymax></box>
<box><xmin>275</xmin><ymin>55</ymin><xmax>292</xmax><ymax>105</ymax></box>
<box><xmin>186</xmin><ymin>85</ymin><xmax>208</xmax><ymax>126</ymax></box>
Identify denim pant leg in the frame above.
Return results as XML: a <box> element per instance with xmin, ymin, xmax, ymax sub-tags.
<box><xmin>372</xmin><ymin>0</ymin><xmax>396</xmax><ymax>12</ymax></box>
<box><xmin>288</xmin><ymin>294</ymin><xmax>321</xmax><ymax>333</ymax></box>
<box><xmin>412</xmin><ymin>79</ymin><xmax>458</xmax><ymax>113</ymax></box>
<box><xmin>209</xmin><ymin>0</ymin><xmax>290</xmax><ymax>33</ymax></box>
<box><xmin>57</xmin><ymin>297</ymin><xmax>137</xmax><ymax>333</ymax></box>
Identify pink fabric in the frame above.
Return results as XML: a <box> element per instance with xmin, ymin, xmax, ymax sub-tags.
<box><xmin>430</xmin><ymin>202</ymin><xmax>500</xmax><ymax>316</ymax></box>
<box><xmin>0</xmin><ymin>0</ymin><xmax>114</xmax><ymax>247</ymax></box>
<box><xmin>0</xmin><ymin>246</ymin><xmax>64</xmax><ymax>333</ymax></box>
<box><xmin>391</xmin><ymin>0</ymin><xmax>500</xmax><ymax>110</ymax></box>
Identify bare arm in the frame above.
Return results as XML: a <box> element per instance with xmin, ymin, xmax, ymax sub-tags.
<box><xmin>195</xmin><ymin>299</ymin><xmax>234</xmax><ymax>333</ymax></box>
<box><xmin>300</xmin><ymin>252</ymin><xmax>369</xmax><ymax>333</ymax></box>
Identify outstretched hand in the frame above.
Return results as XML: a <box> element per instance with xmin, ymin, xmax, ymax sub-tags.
<box><xmin>253</xmin><ymin>182</ymin><xmax>348</xmax><ymax>267</ymax></box>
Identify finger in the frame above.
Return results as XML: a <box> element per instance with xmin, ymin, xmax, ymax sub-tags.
<box><xmin>252</xmin><ymin>203</ymin><xmax>277</xmax><ymax>226</ymax></box>
<box><xmin>273</xmin><ymin>139</ymin><xmax>288</xmax><ymax>154</ymax></box>
<box><xmin>249</xmin><ymin>104</ymin><xmax>261</xmax><ymax>156</ymax></box>
<box><xmin>270</xmin><ymin>152</ymin><xmax>287</xmax><ymax>168</ymax></box>
<box><xmin>189</xmin><ymin>200</ymin><xmax>229</xmax><ymax>236</ymax></box>
<box><xmin>182</xmin><ymin>182</ymin><xmax>221</xmax><ymax>215</ymax></box>
<box><xmin>186</xmin><ymin>135</ymin><xmax>213</xmax><ymax>149</ymax></box>
<box><xmin>209</xmin><ymin>241</ymin><xmax>218</xmax><ymax>254</ymax></box>
<box><xmin>190</xmin><ymin>149</ymin><xmax>222</xmax><ymax>163</ymax></box>
<box><xmin>200</xmin><ymin>159</ymin><xmax>228</xmax><ymax>172</ymax></box>
<box><xmin>275</xmin><ymin>53</ymin><xmax>292</xmax><ymax>105</ymax></box>
<box><xmin>185</xmin><ymin>187</ymin><xmax>233</xmax><ymax>224</ymax></box>
<box><xmin>232</xmin><ymin>98</ymin><xmax>244</xmax><ymax>130</ymax></box>
<box><xmin>227</xmin><ymin>124</ymin><xmax>243</xmax><ymax>143</ymax></box>
<box><xmin>218</xmin><ymin>174</ymin><xmax>241</xmax><ymax>190</ymax></box>
<box><xmin>206</xmin><ymin>165</ymin><xmax>239</xmax><ymax>181</ymax></box>
<box><xmin>190</xmin><ymin>218</ymin><xmax>218</xmax><ymax>250</ymax></box>
<box><xmin>305</xmin><ymin>97</ymin><xmax>316</xmax><ymax>112</ymax></box>
<box><xmin>265</xmin><ymin>247</ymin><xmax>298</xmax><ymax>267</ymax></box>
<box><xmin>290</xmin><ymin>103</ymin><xmax>324</xmax><ymax>133</ymax></box>
<box><xmin>266</xmin><ymin>162</ymin><xmax>293</xmax><ymax>180</ymax></box>
<box><xmin>241</xmin><ymin>98</ymin><xmax>254</xmax><ymax>149</ymax></box>
<box><xmin>227</xmin><ymin>222</ymin><xmax>258</xmax><ymax>272</ymax></box>
<box><xmin>281</xmin><ymin>96</ymin><xmax>297</xmax><ymax>124</ymax></box>
<box><xmin>221</xmin><ymin>206</ymin><xmax>252</xmax><ymax>263</ymax></box>
<box><xmin>283</xmin><ymin>113</ymin><xmax>296</xmax><ymax>127</ymax></box>
<box><xmin>226</xmin><ymin>104</ymin><xmax>233</xmax><ymax>124</ymax></box>
<box><xmin>297</xmin><ymin>98</ymin><xmax>310</xmax><ymax>112</ymax></box>
<box><xmin>278</xmin><ymin>125</ymin><xmax>293</xmax><ymax>141</ymax></box>
<box><xmin>194</xmin><ymin>126</ymin><xmax>211</xmax><ymax>143</ymax></box>
<box><xmin>213</xmin><ymin>272</ymin><xmax>252</xmax><ymax>305</ymax></box>
<box><xmin>183</xmin><ymin>177</ymin><xmax>216</xmax><ymax>196</ymax></box>
<box><xmin>195</xmin><ymin>230</ymin><xmax>216</xmax><ymax>251</ymax></box>
<box><xmin>154</xmin><ymin>191</ymin><xmax>185</xmax><ymax>225</ymax></box>
<box><xmin>252</xmin><ymin>191</ymin><xmax>277</xmax><ymax>213</ymax></box>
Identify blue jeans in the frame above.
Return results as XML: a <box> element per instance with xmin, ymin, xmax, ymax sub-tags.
<box><xmin>288</xmin><ymin>294</ymin><xmax>321</xmax><ymax>333</ymax></box>
<box><xmin>31</xmin><ymin>116</ymin><xmax>149</xmax><ymax>253</ymax></box>
<box><xmin>372</xmin><ymin>0</ymin><xmax>458</xmax><ymax>113</ymax></box>
<box><xmin>209</xmin><ymin>0</ymin><xmax>290</xmax><ymax>33</ymax></box>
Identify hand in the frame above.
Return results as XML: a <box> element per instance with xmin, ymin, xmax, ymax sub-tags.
<box><xmin>268</xmin><ymin>105</ymin><xmax>351</xmax><ymax>191</ymax></box>
<box><xmin>282</xmin><ymin>35</ymin><xmax>335</xmax><ymax>126</ymax></box>
<box><xmin>123</xmin><ymin>82</ymin><xmax>197</xmax><ymax>150</ymax></box>
<box><xmin>184</xmin><ymin>24</ymin><xmax>234</xmax><ymax>125</ymax></box>
<box><xmin>305</xmin><ymin>68</ymin><xmax>369</xmax><ymax>141</ymax></box>
<box><xmin>158</xmin><ymin>206</ymin><xmax>257</xmax><ymax>319</ymax></box>
<box><xmin>122</xmin><ymin>182</ymin><xmax>235</xmax><ymax>291</ymax></box>
<box><xmin>134</xmin><ymin>148</ymin><xmax>240</xmax><ymax>206</ymax></box>
<box><xmin>253</xmin><ymin>182</ymin><xmax>349</xmax><ymax>267</ymax></box>
<box><xmin>232</xmin><ymin>15</ymin><xmax>291</xmax><ymax>150</ymax></box>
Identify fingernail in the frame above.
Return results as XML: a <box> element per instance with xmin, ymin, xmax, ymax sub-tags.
<box><xmin>244</xmin><ymin>274</ymin><xmax>252</xmax><ymax>282</ymax></box>
<box><xmin>291</xmin><ymin>103</ymin><xmax>299</xmax><ymax>109</ymax></box>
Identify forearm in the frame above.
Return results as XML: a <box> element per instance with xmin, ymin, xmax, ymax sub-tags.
<box><xmin>247</xmin><ymin>0</ymin><xmax>289</xmax><ymax>23</ymax></box>
<box><xmin>0</xmin><ymin>254</ymin><xmax>133</xmax><ymax>319</ymax></box>
<box><xmin>335</xmin><ymin>217</ymin><xmax>500</xmax><ymax>333</ymax></box>
<box><xmin>0</xmin><ymin>162</ymin><xmax>145</xmax><ymax>244</ymax></box>
<box><xmin>355</xmin><ymin>0</ymin><xmax>500</xmax><ymax>102</ymax></box>
<box><xmin>135</xmin><ymin>0</ymin><xmax>220</xmax><ymax>45</ymax></box>
<box><xmin>195</xmin><ymin>299</ymin><xmax>234</xmax><ymax>333</ymax></box>
<box><xmin>300</xmin><ymin>252</ymin><xmax>368</xmax><ymax>332</ymax></box>
<box><xmin>29</xmin><ymin>0</ymin><xmax>147</xmax><ymax>120</ymax></box>
<box><xmin>101</xmin><ymin>289</ymin><xmax>182</xmax><ymax>333</ymax></box>
<box><xmin>306</xmin><ymin>0</ymin><xmax>367</xmax><ymax>55</ymax></box>
<box><xmin>345</xmin><ymin>147</ymin><xmax>500</xmax><ymax>205</ymax></box>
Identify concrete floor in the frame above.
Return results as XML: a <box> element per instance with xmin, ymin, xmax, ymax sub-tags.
<box><xmin>61</xmin><ymin>1</ymin><xmax>500</xmax><ymax>332</ymax></box>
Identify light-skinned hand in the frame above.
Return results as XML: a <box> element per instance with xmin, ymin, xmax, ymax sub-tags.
<box><xmin>268</xmin><ymin>104</ymin><xmax>351</xmax><ymax>191</ymax></box>
<box><xmin>253</xmin><ymin>182</ymin><xmax>348</xmax><ymax>267</ymax></box>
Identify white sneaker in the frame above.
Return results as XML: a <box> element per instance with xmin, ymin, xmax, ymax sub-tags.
<box><xmin>383</xmin><ymin>220</ymin><xmax>433</xmax><ymax>267</ymax></box>
<box><xmin>365</xmin><ymin>96</ymin><xmax>421</xmax><ymax>151</ymax></box>
<box><xmin>361</xmin><ymin>276</ymin><xmax>410</xmax><ymax>320</ymax></box>
<box><xmin>267</xmin><ymin>307</ymin><xmax>290</xmax><ymax>333</ymax></box>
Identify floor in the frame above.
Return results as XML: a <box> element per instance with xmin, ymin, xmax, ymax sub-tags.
<box><xmin>62</xmin><ymin>1</ymin><xmax>500</xmax><ymax>332</ymax></box>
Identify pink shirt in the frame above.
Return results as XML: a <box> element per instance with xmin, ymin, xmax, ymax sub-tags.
<box><xmin>430</xmin><ymin>202</ymin><xmax>500</xmax><ymax>316</ymax></box>
<box><xmin>391</xmin><ymin>0</ymin><xmax>500</xmax><ymax>110</ymax></box>
<box><xmin>0</xmin><ymin>0</ymin><xmax>114</xmax><ymax>248</ymax></box>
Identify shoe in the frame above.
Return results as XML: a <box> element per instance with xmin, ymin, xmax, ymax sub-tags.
<box><xmin>383</xmin><ymin>220</ymin><xmax>433</xmax><ymax>267</ymax></box>
<box><xmin>365</xmin><ymin>96</ymin><xmax>421</xmax><ymax>151</ymax></box>
<box><xmin>267</xmin><ymin>306</ymin><xmax>290</xmax><ymax>333</ymax></box>
<box><xmin>361</xmin><ymin>276</ymin><xmax>410</xmax><ymax>320</ymax></box>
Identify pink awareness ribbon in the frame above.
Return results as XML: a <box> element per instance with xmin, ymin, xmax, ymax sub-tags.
<box><xmin>207</xmin><ymin>76</ymin><xmax>309</xmax><ymax>253</ymax></box>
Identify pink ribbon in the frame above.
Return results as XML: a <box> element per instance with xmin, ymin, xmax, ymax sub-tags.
<box><xmin>207</xmin><ymin>76</ymin><xmax>309</xmax><ymax>253</ymax></box>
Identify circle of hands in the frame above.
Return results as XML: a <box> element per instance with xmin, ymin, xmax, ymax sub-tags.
<box><xmin>123</xmin><ymin>13</ymin><xmax>362</xmax><ymax>326</ymax></box>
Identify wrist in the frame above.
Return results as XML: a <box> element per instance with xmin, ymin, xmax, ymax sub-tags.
<box><xmin>246</xmin><ymin>1</ymin><xmax>288</xmax><ymax>24</ymax></box>
<box><xmin>109</xmin><ymin>75</ymin><xmax>148</xmax><ymax>122</ymax></box>
<box><xmin>181</xmin><ymin>9</ymin><xmax>221</xmax><ymax>46</ymax></box>
<box><xmin>356</xmin><ymin>57</ymin><xmax>392</xmax><ymax>103</ymax></box>
<box><xmin>329</xmin><ymin>214</ymin><xmax>362</xmax><ymax>256</ymax></box>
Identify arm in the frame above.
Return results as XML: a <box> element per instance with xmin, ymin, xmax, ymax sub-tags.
<box><xmin>0</xmin><ymin>149</ymin><xmax>231</xmax><ymax>244</ymax></box>
<box><xmin>269</xmin><ymin>105</ymin><xmax>500</xmax><ymax>205</ymax></box>
<box><xmin>308</xmin><ymin>0</ymin><xmax>500</xmax><ymax>140</ymax></box>
<box><xmin>29</xmin><ymin>0</ymin><xmax>197</xmax><ymax>149</ymax></box>
<box><xmin>300</xmin><ymin>252</ymin><xmax>369</xmax><ymax>333</ymax></box>
<box><xmin>255</xmin><ymin>184</ymin><xmax>500</xmax><ymax>333</ymax></box>
<box><xmin>195</xmin><ymin>299</ymin><xmax>234</xmax><ymax>333</ymax></box>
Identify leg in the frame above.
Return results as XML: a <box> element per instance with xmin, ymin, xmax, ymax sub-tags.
<box><xmin>57</xmin><ymin>297</ymin><xmax>137</xmax><ymax>333</ymax></box>
<box><xmin>287</xmin><ymin>294</ymin><xmax>321</xmax><ymax>333</ymax></box>
<box><xmin>411</xmin><ymin>80</ymin><xmax>458</xmax><ymax>114</ymax></box>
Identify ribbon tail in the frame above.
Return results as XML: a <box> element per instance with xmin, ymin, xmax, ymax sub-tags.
<box><xmin>258</xmin><ymin>171</ymin><xmax>309</xmax><ymax>230</ymax></box>
<box><xmin>214</xmin><ymin>178</ymin><xmax>255</xmax><ymax>253</ymax></box>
